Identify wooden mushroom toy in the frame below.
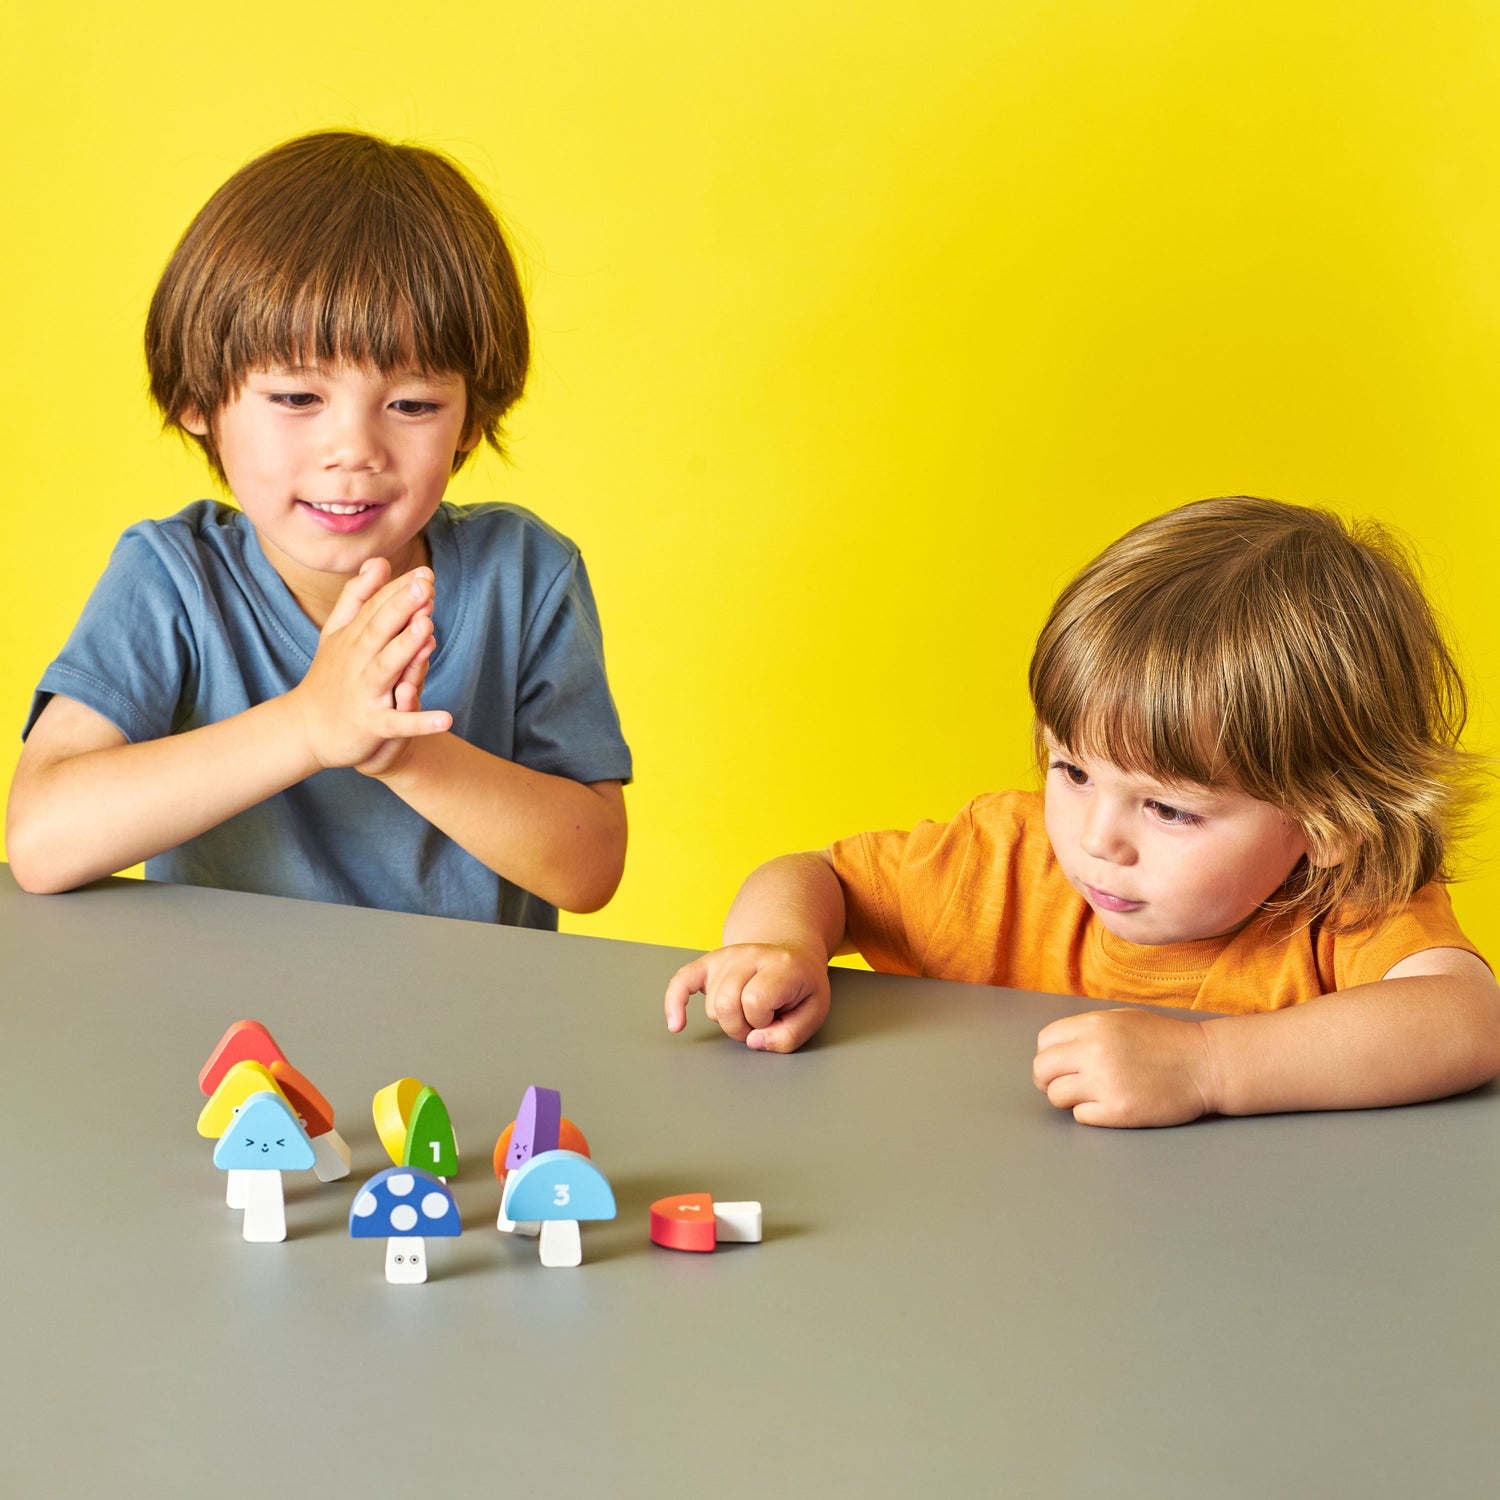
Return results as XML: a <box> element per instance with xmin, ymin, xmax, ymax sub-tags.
<box><xmin>493</xmin><ymin>1085</ymin><xmax>590</xmax><ymax>1233</ymax></box>
<box><xmin>500</xmin><ymin>1150</ymin><xmax>616</xmax><ymax>1268</ymax></box>
<box><xmin>349</xmin><ymin>1167</ymin><xmax>461</xmax><ymax>1284</ymax></box>
<box><xmin>212</xmin><ymin>1091</ymin><xmax>315</xmax><ymax>1242</ymax></box>
<box><xmin>198</xmin><ymin>1059</ymin><xmax>288</xmax><ymax>1209</ymax></box>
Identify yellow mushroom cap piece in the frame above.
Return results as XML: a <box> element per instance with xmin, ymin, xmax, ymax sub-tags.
<box><xmin>197</xmin><ymin>1060</ymin><xmax>288</xmax><ymax>1138</ymax></box>
<box><xmin>372</xmin><ymin>1077</ymin><xmax>425</xmax><ymax>1165</ymax></box>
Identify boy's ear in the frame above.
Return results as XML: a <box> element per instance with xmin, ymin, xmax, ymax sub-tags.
<box><xmin>180</xmin><ymin>407</ymin><xmax>211</xmax><ymax>437</ymax></box>
<box><xmin>1307</xmin><ymin>830</ymin><xmax>1355</xmax><ymax>870</ymax></box>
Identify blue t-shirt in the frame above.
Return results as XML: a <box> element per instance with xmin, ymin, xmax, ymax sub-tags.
<box><xmin>25</xmin><ymin>500</ymin><xmax>632</xmax><ymax>928</ymax></box>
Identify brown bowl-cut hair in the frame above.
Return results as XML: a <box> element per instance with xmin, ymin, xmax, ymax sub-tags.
<box><xmin>1028</xmin><ymin>496</ymin><xmax>1482</xmax><ymax>931</ymax></box>
<box><xmin>145</xmin><ymin>130</ymin><xmax>530</xmax><ymax>481</ymax></box>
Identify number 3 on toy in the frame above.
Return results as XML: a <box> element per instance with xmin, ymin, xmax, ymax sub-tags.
<box><xmin>553</xmin><ymin>1183</ymin><xmax>571</xmax><ymax>1207</ymax></box>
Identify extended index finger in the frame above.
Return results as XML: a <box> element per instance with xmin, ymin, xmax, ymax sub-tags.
<box><xmin>664</xmin><ymin>957</ymin><xmax>710</xmax><ymax>1032</ymax></box>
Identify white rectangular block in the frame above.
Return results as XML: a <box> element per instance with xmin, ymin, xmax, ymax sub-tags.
<box><xmin>712</xmin><ymin>1201</ymin><xmax>763</xmax><ymax>1243</ymax></box>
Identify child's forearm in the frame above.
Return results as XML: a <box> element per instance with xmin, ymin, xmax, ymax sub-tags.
<box><xmin>1204</xmin><ymin>967</ymin><xmax>1500</xmax><ymax>1116</ymax></box>
<box><xmin>720</xmin><ymin>851</ymin><xmax>850</xmax><ymax>961</ymax></box>
<box><xmin>370</xmin><ymin>733</ymin><xmax>626</xmax><ymax>913</ymax></box>
<box><xmin>7</xmin><ymin>696</ymin><xmax>319</xmax><ymax>892</ymax></box>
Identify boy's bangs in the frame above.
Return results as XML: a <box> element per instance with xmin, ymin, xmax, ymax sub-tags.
<box><xmin>1034</xmin><ymin>634</ymin><xmax>1234</xmax><ymax>791</ymax></box>
<box><xmin>220</xmin><ymin>228</ymin><xmax>477</xmax><ymax>392</ymax></box>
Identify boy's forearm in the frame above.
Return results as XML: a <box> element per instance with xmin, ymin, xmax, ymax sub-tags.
<box><xmin>1203</xmin><ymin>973</ymin><xmax>1500</xmax><ymax>1116</ymax></box>
<box><xmin>7</xmin><ymin>697</ymin><xmax>319</xmax><ymax>892</ymax></box>
<box><xmin>720</xmin><ymin>852</ymin><xmax>849</xmax><ymax>962</ymax></box>
<box><xmin>371</xmin><ymin>734</ymin><xmax>626</xmax><ymax>913</ymax></box>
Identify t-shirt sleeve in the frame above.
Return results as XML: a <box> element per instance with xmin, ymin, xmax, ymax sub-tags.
<box><xmin>23</xmin><ymin>529</ymin><xmax>196</xmax><ymax>744</ymax></box>
<box><xmin>1332</xmin><ymin>881</ymin><xmax>1487</xmax><ymax>990</ymax></box>
<box><xmin>828</xmin><ymin>803</ymin><xmax>994</xmax><ymax>976</ymax></box>
<box><xmin>512</xmin><ymin>549</ymin><xmax>632</xmax><ymax>785</ymax></box>
<box><xmin>827</xmin><ymin>827</ymin><xmax>921</xmax><ymax>973</ymax></box>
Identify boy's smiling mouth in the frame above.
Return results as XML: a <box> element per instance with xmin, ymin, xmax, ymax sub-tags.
<box><xmin>296</xmin><ymin>498</ymin><xmax>388</xmax><ymax>533</ymax></box>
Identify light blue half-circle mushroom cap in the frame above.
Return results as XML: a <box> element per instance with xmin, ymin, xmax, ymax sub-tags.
<box><xmin>213</xmin><ymin>1091</ymin><xmax>315</xmax><ymax>1171</ymax></box>
<box><xmin>502</xmin><ymin>1149</ymin><xmax>616</xmax><ymax>1222</ymax></box>
<box><xmin>349</xmin><ymin>1166</ymin><xmax>460</xmax><ymax>1239</ymax></box>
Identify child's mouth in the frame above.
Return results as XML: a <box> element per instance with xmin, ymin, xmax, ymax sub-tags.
<box><xmin>298</xmin><ymin>499</ymin><xmax>385</xmax><ymax>533</ymax></box>
<box><xmin>1084</xmin><ymin>883</ymin><xmax>1143</xmax><ymax>913</ymax></box>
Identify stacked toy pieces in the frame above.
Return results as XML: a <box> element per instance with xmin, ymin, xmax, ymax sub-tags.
<box><xmin>196</xmin><ymin>1020</ymin><xmax>351</xmax><ymax>1242</ymax></box>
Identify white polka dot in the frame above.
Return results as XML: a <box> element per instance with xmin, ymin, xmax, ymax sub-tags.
<box><xmin>352</xmin><ymin>1192</ymin><xmax>377</xmax><ymax>1218</ymax></box>
<box><xmin>388</xmin><ymin>1173</ymin><xmax>415</xmax><ymax>1197</ymax></box>
<box><xmin>390</xmin><ymin>1204</ymin><xmax>418</xmax><ymax>1232</ymax></box>
<box><xmin>421</xmin><ymin>1192</ymin><xmax>449</xmax><ymax>1220</ymax></box>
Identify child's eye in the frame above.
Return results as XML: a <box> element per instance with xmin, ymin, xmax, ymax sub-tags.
<box><xmin>1147</xmin><ymin>799</ymin><xmax>1203</xmax><ymax>828</ymax></box>
<box><xmin>1049</xmin><ymin>758</ymin><xmax>1089</xmax><ymax>787</ymax></box>
<box><xmin>390</xmin><ymin>399</ymin><xmax>440</xmax><ymax>416</ymax></box>
<box><xmin>268</xmin><ymin>392</ymin><xmax>320</xmax><ymax>409</ymax></box>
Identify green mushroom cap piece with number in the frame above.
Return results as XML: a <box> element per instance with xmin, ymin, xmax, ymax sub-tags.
<box><xmin>501</xmin><ymin>1149</ymin><xmax>616</xmax><ymax>1222</ymax></box>
<box><xmin>403</xmin><ymin>1086</ymin><xmax>458</xmax><ymax>1176</ymax></box>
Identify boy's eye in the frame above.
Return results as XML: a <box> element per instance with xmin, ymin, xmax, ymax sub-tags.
<box><xmin>390</xmin><ymin>400</ymin><xmax>440</xmax><ymax>416</ymax></box>
<box><xmin>268</xmin><ymin>392</ymin><xmax>319</xmax><ymax>409</ymax></box>
<box><xmin>1147</xmin><ymin>799</ymin><xmax>1203</xmax><ymax>828</ymax></box>
<box><xmin>1049</xmin><ymin>758</ymin><xmax>1089</xmax><ymax>787</ymax></box>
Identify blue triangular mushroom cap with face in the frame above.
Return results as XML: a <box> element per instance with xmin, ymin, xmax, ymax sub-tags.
<box><xmin>501</xmin><ymin>1149</ymin><xmax>616</xmax><ymax>1222</ymax></box>
<box><xmin>213</xmin><ymin>1091</ymin><xmax>316</xmax><ymax>1170</ymax></box>
<box><xmin>349</xmin><ymin>1166</ymin><xmax>461</xmax><ymax>1239</ymax></box>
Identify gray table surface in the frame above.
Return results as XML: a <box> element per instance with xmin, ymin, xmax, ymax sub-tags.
<box><xmin>3</xmin><ymin>868</ymin><xmax>1498</xmax><ymax>1498</ymax></box>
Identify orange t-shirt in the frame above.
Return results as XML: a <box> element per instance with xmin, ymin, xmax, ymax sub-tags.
<box><xmin>827</xmin><ymin>790</ymin><xmax>1480</xmax><ymax>1014</ymax></box>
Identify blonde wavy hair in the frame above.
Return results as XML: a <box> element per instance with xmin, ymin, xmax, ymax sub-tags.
<box><xmin>1028</xmin><ymin>496</ymin><xmax>1482</xmax><ymax>931</ymax></box>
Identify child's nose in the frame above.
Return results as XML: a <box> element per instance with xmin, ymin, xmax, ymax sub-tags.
<box><xmin>1080</xmin><ymin>800</ymin><xmax>1134</xmax><ymax>863</ymax></box>
<box><xmin>323</xmin><ymin>413</ymin><xmax>385</xmax><ymax>471</ymax></box>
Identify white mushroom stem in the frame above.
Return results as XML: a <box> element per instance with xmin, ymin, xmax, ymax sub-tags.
<box><xmin>242</xmin><ymin>1171</ymin><xmax>287</xmax><ymax>1243</ymax></box>
<box><xmin>311</xmin><ymin>1130</ymin><xmax>352</xmax><ymax>1182</ymax></box>
<box><xmin>385</xmin><ymin>1236</ymin><xmax>428</xmax><ymax>1284</ymax></box>
<box><xmin>538</xmin><ymin>1219</ymin><xmax>582</xmax><ymax>1268</ymax></box>
<box><xmin>226</xmin><ymin>1169</ymin><xmax>249</xmax><ymax>1209</ymax></box>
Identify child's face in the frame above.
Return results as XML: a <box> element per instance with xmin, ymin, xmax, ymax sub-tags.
<box><xmin>186</xmin><ymin>362</ymin><xmax>475</xmax><ymax>585</ymax></box>
<box><xmin>1041</xmin><ymin>736</ymin><xmax>1312</xmax><ymax>946</ymax></box>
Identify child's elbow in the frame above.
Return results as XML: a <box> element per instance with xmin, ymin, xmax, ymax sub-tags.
<box><xmin>554</xmin><ymin>818</ymin><xmax>627</xmax><ymax>915</ymax></box>
<box><xmin>1455</xmin><ymin>974</ymin><xmax>1500</xmax><ymax>1090</ymax></box>
<box><xmin>5</xmin><ymin>826</ymin><xmax>77</xmax><ymax>895</ymax></box>
<box><xmin>557</xmin><ymin>854</ymin><xmax>626</xmax><ymax>915</ymax></box>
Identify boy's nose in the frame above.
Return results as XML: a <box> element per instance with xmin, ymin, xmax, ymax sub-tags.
<box><xmin>323</xmin><ymin>415</ymin><xmax>385</xmax><ymax>471</ymax></box>
<box><xmin>1080</xmin><ymin>801</ymin><xmax>1134</xmax><ymax>864</ymax></box>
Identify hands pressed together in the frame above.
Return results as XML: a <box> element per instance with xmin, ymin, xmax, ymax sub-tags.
<box><xmin>665</xmin><ymin>946</ymin><xmax>1220</xmax><ymax>1126</ymax></box>
<box><xmin>289</xmin><ymin>558</ymin><xmax>453</xmax><ymax>777</ymax></box>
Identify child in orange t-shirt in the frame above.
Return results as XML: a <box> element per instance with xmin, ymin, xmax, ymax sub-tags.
<box><xmin>664</xmin><ymin>496</ymin><xmax>1500</xmax><ymax>1127</ymax></box>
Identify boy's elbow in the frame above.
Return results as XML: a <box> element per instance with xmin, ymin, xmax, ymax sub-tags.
<box><xmin>559</xmin><ymin>849</ymin><xmax>626</xmax><ymax>915</ymax></box>
<box><xmin>5</xmin><ymin>827</ymin><xmax>78</xmax><ymax>895</ymax></box>
<box><xmin>554</xmin><ymin>819</ymin><xmax>627</xmax><ymax>915</ymax></box>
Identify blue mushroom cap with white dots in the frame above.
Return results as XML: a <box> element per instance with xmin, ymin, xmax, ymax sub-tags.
<box><xmin>349</xmin><ymin>1166</ymin><xmax>461</xmax><ymax>1239</ymax></box>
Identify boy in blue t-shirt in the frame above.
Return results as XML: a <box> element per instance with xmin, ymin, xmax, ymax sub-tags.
<box><xmin>7</xmin><ymin>131</ymin><xmax>631</xmax><ymax>927</ymax></box>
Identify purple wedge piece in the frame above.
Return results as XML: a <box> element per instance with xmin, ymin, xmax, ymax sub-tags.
<box><xmin>507</xmin><ymin>1085</ymin><xmax>562</xmax><ymax>1171</ymax></box>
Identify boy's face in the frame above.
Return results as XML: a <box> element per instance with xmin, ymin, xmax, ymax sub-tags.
<box><xmin>186</xmin><ymin>362</ymin><xmax>475</xmax><ymax>591</ymax></box>
<box><xmin>1041</xmin><ymin>736</ymin><xmax>1314</xmax><ymax>946</ymax></box>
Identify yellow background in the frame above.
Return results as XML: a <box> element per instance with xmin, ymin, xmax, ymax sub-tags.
<box><xmin>5</xmin><ymin>3</ymin><xmax>1500</xmax><ymax>959</ymax></box>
